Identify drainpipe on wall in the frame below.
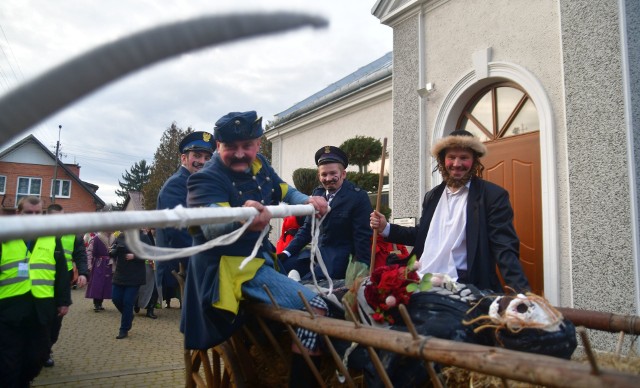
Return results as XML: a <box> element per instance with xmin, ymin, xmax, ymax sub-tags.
<box><xmin>417</xmin><ymin>6</ymin><xmax>427</xmax><ymax>213</ymax></box>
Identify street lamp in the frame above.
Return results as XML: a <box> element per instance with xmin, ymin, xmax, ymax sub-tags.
<box><xmin>52</xmin><ymin>124</ymin><xmax>61</xmax><ymax>204</ymax></box>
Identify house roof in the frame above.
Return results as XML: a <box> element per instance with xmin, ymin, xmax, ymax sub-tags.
<box><xmin>270</xmin><ymin>51</ymin><xmax>393</xmax><ymax>128</ymax></box>
<box><xmin>123</xmin><ymin>191</ymin><xmax>144</xmax><ymax>211</ymax></box>
<box><xmin>0</xmin><ymin>134</ymin><xmax>106</xmax><ymax>208</ymax></box>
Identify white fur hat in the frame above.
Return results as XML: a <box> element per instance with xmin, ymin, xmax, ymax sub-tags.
<box><xmin>431</xmin><ymin>129</ymin><xmax>487</xmax><ymax>159</ymax></box>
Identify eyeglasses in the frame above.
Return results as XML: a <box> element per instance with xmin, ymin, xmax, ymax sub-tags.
<box><xmin>21</xmin><ymin>210</ymin><xmax>43</xmax><ymax>215</ymax></box>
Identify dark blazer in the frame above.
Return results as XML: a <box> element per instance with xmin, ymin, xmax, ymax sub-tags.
<box><xmin>388</xmin><ymin>177</ymin><xmax>530</xmax><ymax>292</ymax></box>
<box><xmin>284</xmin><ymin>180</ymin><xmax>372</xmax><ymax>279</ymax></box>
<box><xmin>111</xmin><ymin>232</ymin><xmax>148</xmax><ymax>287</ymax></box>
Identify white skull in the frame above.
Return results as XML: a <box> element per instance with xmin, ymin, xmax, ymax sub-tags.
<box><xmin>489</xmin><ymin>294</ymin><xmax>562</xmax><ymax>332</ymax></box>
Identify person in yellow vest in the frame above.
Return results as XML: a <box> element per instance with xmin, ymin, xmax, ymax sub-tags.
<box><xmin>43</xmin><ymin>203</ymin><xmax>89</xmax><ymax>367</ymax></box>
<box><xmin>0</xmin><ymin>196</ymin><xmax>71</xmax><ymax>387</ymax></box>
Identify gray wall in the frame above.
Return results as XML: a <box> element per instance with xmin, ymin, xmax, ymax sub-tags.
<box><xmin>391</xmin><ymin>13</ymin><xmax>422</xmax><ymax>219</ymax></box>
<box><xmin>561</xmin><ymin>0</ymin><xmax>637</xmax><ymax>350</ymax></box>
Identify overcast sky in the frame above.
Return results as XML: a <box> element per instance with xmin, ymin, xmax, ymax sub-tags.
<box><xmin>0</xmin><ymin>1</ymin><xmax>392</xmax><ymax>205</ymax></box>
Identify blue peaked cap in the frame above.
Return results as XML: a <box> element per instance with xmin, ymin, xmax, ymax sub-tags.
<box><xmin>214</xmin><ymin>111</ymin><xmax>264</xmax><ymax>142</ymax></box>
<box><xmin>179</xmin><ymin>131</ymin><xmax>214</xmax><ymax>154</ymax></box>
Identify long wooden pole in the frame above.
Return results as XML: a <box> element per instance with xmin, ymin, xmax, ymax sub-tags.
<box><xmin>369</xmin><ymin>138</ymin><xmax>387</xmax><ymax>275</ymax></box>
<box><xmin>250</xmin><ymin>304</ymin><xmax>638</xmax><ymax>388</ymax></box>
<box><xmin>557</xmin><ymin>307</ymin><xmax>640</xmax><ymax>334</ymax></box>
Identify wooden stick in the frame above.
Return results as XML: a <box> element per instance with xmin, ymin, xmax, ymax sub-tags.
<box><xmin>615</xmin><ymin>331</ymin><xmax>625</xmax><ymax>357</ymax></box>
<box><xmin>370</xmin><ymin>137</ymin><xmax>388</xmax><ymax>275</ymax></box>
<box><xmin>557</xmin><ymin>307</ymin><xmax>640</xmax><ymax>334</ymax></box>
<box><xmin>262</xmin><ymin>286</ymin><xmax>326</xmax><ymax>387</ymax></box>
<box><xmin>299</xmin><ymin>292</ymin><xmax>356</xmax><ymax>388</ymax></box>
<box><xmin>577</xmin><ymin>326</ymin><xmax>601</xmax><ymax>375</ymax></box>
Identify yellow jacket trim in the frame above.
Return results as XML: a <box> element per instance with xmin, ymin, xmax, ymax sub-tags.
<box><xmin>251</xmin><ymin>158</ymin><xmax>262</xmax><ymax>175</ymax></box>
<box><xmin>279</xmin><ymin>183</ymin><xmax>289</xmax><ymax>200</ymax></box>
<box><xmin>213</xmin><ymin>255</ymin><xmax>264</xmax><ymax>315</ymax></box>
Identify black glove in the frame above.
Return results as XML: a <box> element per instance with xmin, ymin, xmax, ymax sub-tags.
<box><xmin>386</xmin><ymin>253</ymin><xmax>409</xmax><ymax>266</ymax></box>
<box><xmin>277</xmin><ymin>253</ymin><xmax>289</xmax><ymax>262</ymax></box>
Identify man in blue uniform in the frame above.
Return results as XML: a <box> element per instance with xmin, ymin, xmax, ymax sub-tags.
<box><xmin>181</xmin><ymin>111</ymin><xmax>329</xmax><ymax>385</ymax></box>
<box><xmin>278</xmin><ymin>146</ymin><xmax>372</xmax><ymax>280</ymax></box>
<box><xmin>156</xmin><ymin>131</ymin><xmax>214</xmax><ymax>309</ymax></box>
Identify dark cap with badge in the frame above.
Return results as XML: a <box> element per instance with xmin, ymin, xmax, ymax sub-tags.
<box><xmin>315</xmin><ymin>145</ymin><xmax>348</xmax><ymax>168</ymax></box>
<box><xmin>213</xmin><ymin>111</ymin><xmax>264</xmax><ymax>143</ymax></box>
<box><xmin>179</xmin><ymin>131</ymin><xmax>214</xmax><ymax>154</ymax></box>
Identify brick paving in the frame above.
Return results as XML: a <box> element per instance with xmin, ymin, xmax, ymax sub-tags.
<box><xmin>32</xmin><ymin>288</ymin><xmax>186</xmax><ymax>387</ymax></box>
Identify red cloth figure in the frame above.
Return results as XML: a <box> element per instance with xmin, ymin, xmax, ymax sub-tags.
<box><xmin>373</xmin><ymin>234</ymin><xmax>409</xmax><ymax>270</ymax></box>
<box><xmin>276</xmin><ymin>216</ymin><xmax>304</xmax><ymax>254</ymax></box>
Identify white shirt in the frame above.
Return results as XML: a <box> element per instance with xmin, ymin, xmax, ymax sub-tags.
<box><xmin>417</xmin><ymin>183</ymin><xmax>469</xmax><ymax>280</ymax></box>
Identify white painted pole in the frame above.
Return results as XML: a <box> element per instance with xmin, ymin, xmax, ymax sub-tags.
<box><xmin>0</xmin><ymin>204</ymin><xmax>315</xmax><ymax>241</ymax></box>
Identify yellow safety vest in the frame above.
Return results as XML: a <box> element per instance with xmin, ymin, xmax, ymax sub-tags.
<box><xmin>0</xmin><ymin>237</ymin><xmax>57</xmax><ymax>300</ymax></box>
<box><xmin>60</xmin><ymin>234</ymin><xmax>75</xmax><ymax>271</ymax></box>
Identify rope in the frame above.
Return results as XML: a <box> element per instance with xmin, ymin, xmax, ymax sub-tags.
<box><xmin>124</xmin><ymin>214</ymin><xmax>256</xmax><ymax>261</ymax></box>
<box><xmin>308</xmin><ymin>210</ymin><xmax>334</xmax><ymax>295</ymax></box>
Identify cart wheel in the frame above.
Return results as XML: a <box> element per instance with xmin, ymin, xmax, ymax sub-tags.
<box><xmin>209</xmin><ymin>341</ymin><xmax>248</xmax><ymax>388</ymax></box>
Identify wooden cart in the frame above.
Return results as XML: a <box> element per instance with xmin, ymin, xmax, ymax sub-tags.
<box><xmin>183</xmin><ymin>287</ymin><xmax>640</xmax><ymax>388</ymax></box>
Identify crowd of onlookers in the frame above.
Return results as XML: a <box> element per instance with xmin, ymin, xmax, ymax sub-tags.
<box><xmin>0</xmin><ymin>197</ymin><xmax>179</xmax><ymax>387</ymax></box>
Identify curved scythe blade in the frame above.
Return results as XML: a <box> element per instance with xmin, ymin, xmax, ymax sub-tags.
<box><xmin>0</xmin><ymin>12</ymin><xmax>327</xmax><ymax>144</ymax></box>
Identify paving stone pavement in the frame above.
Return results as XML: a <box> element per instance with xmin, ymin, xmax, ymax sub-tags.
<box><xmin>32</xmin><ymin>288</ymin><xmax>186</xmax><ymax>387</ymax></box>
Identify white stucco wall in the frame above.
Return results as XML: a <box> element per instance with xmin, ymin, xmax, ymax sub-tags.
<box><xmin>279</xmin><ymin>100</ymin><xmax>391</xmax><ymax>184</ymax></box>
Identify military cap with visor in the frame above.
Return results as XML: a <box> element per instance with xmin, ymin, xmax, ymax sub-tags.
<box><xmin>213</xmin><ymin>111</ymin><xmax>264</xmax><ymax>143</ymax></box>
<box><xmin>315</xmin><ymin>145</ymin><xmax>348</xmax><ymax>168</ymax></box>
<box><xmin>179</xmin><ymin>131</ymin><xmax>214</xmax><ymax>154</ymax></box>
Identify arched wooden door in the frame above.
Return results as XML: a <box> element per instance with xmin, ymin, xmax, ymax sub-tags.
<box><xmin>457</xmin><ymin>82</ymin><xmax>543</xmax><ymax>294</ymax></box>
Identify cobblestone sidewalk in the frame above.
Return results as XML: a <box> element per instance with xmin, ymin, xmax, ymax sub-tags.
<box><xmin>33</xmin><ymin>288</ymin><xmax>186</xmax><ymax>387</ymax></box>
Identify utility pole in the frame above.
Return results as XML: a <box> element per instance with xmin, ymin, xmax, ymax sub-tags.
<box><xmin>52</xmin><ymin>125</ymin><xmax>61</xmax><ymax>204</ymax></box>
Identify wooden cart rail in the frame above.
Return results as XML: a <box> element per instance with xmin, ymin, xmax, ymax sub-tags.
<box><xmin>249</xmin><ymin>303</ymin><xmax>638</xmax><ymax>388</ymax></box>
<box><xmin>558</xmin><ymin>307</ymin><xmax>640</xmax><ymax>335</ymax></box>
<box><xmin>185</xmin><ymin>296</ymin><xmax>639</xmax><ymax>388</ymax></box>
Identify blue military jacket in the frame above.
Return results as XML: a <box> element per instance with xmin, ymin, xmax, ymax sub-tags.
<box><xmin>284</xmin><ymin>180</ymin><xmax>372</xmax><ymax>279</ymax></box>
<box><xmin>156</xmin><ymin>166</ymin><xmax>192</xmax><ymax>286</ymax></box>
<box><xmin>156</xmin><ymin>166</ymin><xmax>193</xmax><ymax>251</ymax></box>
<box><xmin>181</xmin><ymin>153</ymin><xmax>300</xmax><ymax>350</ymax></box>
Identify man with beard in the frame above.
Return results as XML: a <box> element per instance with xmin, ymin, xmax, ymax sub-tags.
<box><xmin>156</xmin><ymin>131</ymin><xmax>213</xmax><ymax>309</ymax></box>
<box><xmin>278</xmin><ymin>145</ymin><xmax>372</xmax><ymax>280</ymax></box>
<box><xmin>369</xmin><ymin>129</ymin><xmax>529</xmax><ymax>293</ymax></box>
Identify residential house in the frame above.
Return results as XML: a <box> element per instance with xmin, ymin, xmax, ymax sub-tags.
<box><xmin>267</xmin><ymin>0</ymin><xmax>640</xmax><ymax>352</ymax></box>
<box><xmin>122</xmin><ymin>191</ymin><xmax>145</xmax><ymax>211</ymax></box>
<box><xmin>0</xmin><ymin>134</ymin><xmax>105</xmax><ymax>214</ymax></box>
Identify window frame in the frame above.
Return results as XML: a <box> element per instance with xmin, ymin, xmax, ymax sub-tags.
<box><xmin>16</xmin><ymin>176</ymin><xmax>43</xmax><ymax>205</ymax></box>
<box><xmin>51</xmin><ymin>178</ymin><xmax>72</xmax><ymax>198</ymax></box>
<box><xmin>456</xmin><ymin>81</ymin><xmax>538</xmax><ymax>141</ymax></box>
<box><xmin>0</xmin><ymin>175</ymin><xmax>5</xmax><ymax>195</ymax></box>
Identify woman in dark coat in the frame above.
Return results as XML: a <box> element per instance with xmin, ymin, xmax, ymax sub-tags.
<box><xmin>110</xmin><ymin>230</ymin><xmax>149</xmax><ymax>339</ymax></box>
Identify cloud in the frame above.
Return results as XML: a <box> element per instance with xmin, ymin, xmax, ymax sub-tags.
<box><xmin>0</xmin><ymin>0</ymin><xmax>392</xmax><ymax>205</ymax></box>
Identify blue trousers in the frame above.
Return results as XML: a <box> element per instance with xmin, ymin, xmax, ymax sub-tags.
<box><xmin>112</xmin><ymin>285</ymin><xmax>139</xmax><ymax>333</ymax></box>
